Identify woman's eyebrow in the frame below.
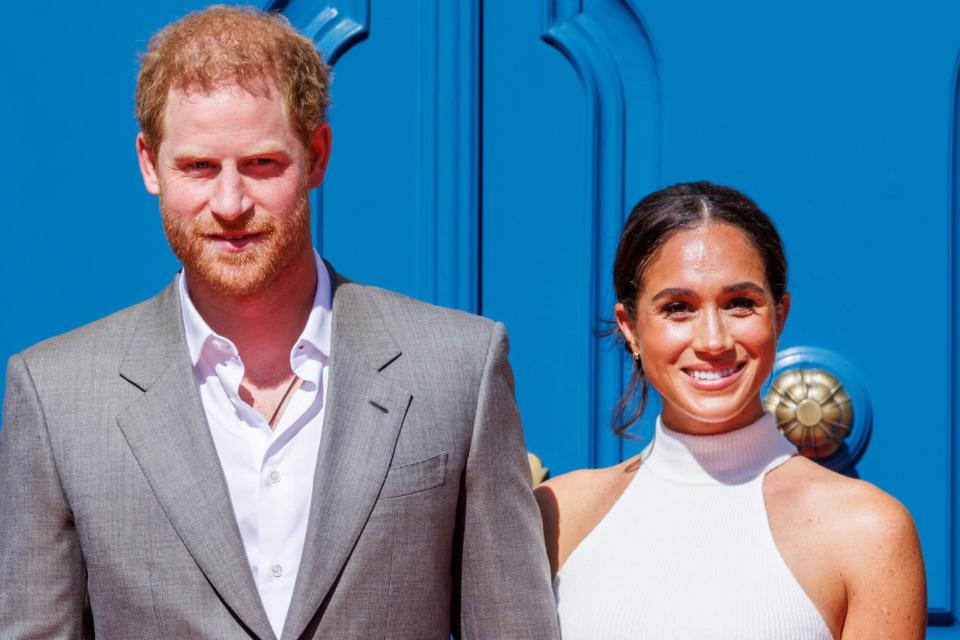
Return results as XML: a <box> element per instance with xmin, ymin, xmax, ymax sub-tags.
<box><xmin>651</xmin><ymin>287</ymin><xmax>694</xmax><ymax>301</ymax></box>
<box><xmin>722</xmin><ymin>282</ymin><xmax>766</xmax><ymax>295</ymax></box>
<box><xmin>650</xmin><ymin>282</ymin><xmax>765</xmax><ymax>302</ymax></box>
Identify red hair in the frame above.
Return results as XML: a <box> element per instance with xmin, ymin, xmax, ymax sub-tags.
<box><xmin>136</xmin><ymin>5</ymin><xmax>330</xmax><ymax>153</ymax></box>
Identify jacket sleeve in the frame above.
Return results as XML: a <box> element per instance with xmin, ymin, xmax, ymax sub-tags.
<box><xmin>0</xmin><ymin>355</ymin><xmax>89</xmax><ymax>638</ymax></box>
<box><xmin>456</xmin><ymin>322</ymin><xmax>561</xmax><ymax>639</ymax></box>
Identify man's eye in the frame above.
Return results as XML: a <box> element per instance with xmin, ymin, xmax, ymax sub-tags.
<box><xmin>245</xmin><ymin>157</ymin><xmax>285</xmax><ymax>177</ymax></box>
<box><xmin>188</xmin><ymin>160</ymin><xmax>212</xmax><ymax>170</ymax></box>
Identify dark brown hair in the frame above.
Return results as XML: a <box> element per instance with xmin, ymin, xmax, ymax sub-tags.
<box><xmin>611</xmin><ymin>181</ymin><xmax>788</xmax><ymax>436</ymax></box>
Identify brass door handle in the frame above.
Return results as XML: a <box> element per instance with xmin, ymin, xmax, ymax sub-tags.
<box><xmin>763</xmin><ymin>346</ymin><xmax>872</xmax><ymax>473</ymax></box>
<box><xmin>764</xmin><ymin>368</ymin><xmax>853</xmax><ymax>460</ymax></box>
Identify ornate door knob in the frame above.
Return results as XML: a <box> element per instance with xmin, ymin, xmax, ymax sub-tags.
<box><xmin>763</xmin><ymin>368</ymin><xmax>853</xmax><ymax>459</ymax></box>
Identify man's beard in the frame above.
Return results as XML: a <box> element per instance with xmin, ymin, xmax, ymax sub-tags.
<box><xmin>160</xmin><ymin>193</ymin><xmax>311</xmax><ymax>298</ymax></box>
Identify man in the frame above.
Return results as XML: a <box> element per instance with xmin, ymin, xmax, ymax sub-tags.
<box><xmin>0</xmin><ymin>7</ymin><xmax>559</xmax><ymax>639</ymax></box>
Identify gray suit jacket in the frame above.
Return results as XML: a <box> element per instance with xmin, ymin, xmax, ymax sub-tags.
<box><xmin>0</xmin><ymin>269</ymin><xmax>560</xmax><ymax>640</ymax></box>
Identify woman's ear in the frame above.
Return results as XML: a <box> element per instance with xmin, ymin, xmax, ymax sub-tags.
<box><xmin>614</xmin><ymin>302</ymin><xmax>640</xmax><ymax>354</ymax></box>
<box><xmin>776</xmin><ymin>292</ymin><xmax>791</xmax><ymax>338</ymax></box>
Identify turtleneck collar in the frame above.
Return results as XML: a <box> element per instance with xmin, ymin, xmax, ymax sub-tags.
<box><xmin>642</xmin><ymin>412</ymin><xmax>797</xmax><ymax>486</ymax></box>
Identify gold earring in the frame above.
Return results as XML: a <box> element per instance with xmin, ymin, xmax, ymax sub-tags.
<box><xmin>632</xmin><ymin>350</ymin><xmax>641</xmax><ymax>363</ymax></box>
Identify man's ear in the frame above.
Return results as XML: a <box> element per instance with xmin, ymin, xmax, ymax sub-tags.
<box><xmin>776</xmin><ymin>292</ymin><xmax>791</xmax><ymax>338</ymax></box>
<box><xmin>137</xmin><ymin>133</ymin><xmax>161</xmax><ymax>195</ymax></box>
<box><xmin>306</xmin><ymin>122</ymin><xmax>332</xmax><ymax>189</ymax></box>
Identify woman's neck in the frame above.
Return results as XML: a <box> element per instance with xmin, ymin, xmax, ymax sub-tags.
<box><xmin>660</xmin><ymin>397</ymin><xmax>766</xmax><ymax>436</ymax></box>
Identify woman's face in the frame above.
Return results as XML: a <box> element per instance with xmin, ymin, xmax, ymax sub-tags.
<box><xmin>615</xmin><ymin>222</ymin><xmax>789</xmax><ymax>435</ymax></box>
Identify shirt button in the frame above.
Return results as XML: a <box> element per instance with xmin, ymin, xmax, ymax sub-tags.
<box><xmin>269</xmin><ymin>470</ymin><xmax>281</xmax><ymax>484</ymax></box>
<box><xmin>272</xmin><ymin>564</ymin><xmax>283</xmax><ymax>578</ymax></box>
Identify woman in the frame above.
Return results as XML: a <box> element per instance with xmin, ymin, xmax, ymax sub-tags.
<box><xmin>537</xmin><ymin>181</ymin><xmax>926</xmax><ymax>639</ymax></box>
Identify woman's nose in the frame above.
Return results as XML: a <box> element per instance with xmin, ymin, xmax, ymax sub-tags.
<box><xmin>692</xmin><ymin>308</ymin><xmax>734</xmax><ymax>353</ymax></box>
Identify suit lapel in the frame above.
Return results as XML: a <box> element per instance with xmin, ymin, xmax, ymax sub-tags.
<box><xmin>281</xmin><ymin>274</ymin><xmax>412</xmax><ymax>640</ymax></box>
<box><xmin>116</xmin><ymin>281</ymin><xmax>276</xmax><ymax>640</ymax></box>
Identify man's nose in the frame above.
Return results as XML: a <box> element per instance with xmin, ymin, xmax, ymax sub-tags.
<box><xmin>692</xmin><ymin>308</ymin><xmax>734</xmax><ymax>354</ymax></box>
<box><xmin>210</xmin><ymin>166</ymin><xmax>250</xmax><ymax>220</ymax></box>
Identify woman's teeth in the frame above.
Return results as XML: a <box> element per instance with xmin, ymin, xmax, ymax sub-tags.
<box><xmin>687</xmin><ymin>366</ymin><xmax>739</xmax><ymax>380</ymax></box>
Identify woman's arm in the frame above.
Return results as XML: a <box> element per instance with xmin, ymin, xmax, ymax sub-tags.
<box><xmin>838</xmin><ymin>486</ymin><xmax>926</xmax><ymax>639</ymax></box>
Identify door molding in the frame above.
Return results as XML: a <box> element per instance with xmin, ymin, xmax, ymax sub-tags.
<box><xmin>542</xmin><ymin>0</ymin><xmax>661</xmax><ymax>467</ymax></box>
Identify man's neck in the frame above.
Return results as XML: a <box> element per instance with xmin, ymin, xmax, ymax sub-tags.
<box><xmin>185</xmin><ymin>247</ymin><xmax>318</xmax><ymax>387</ymax></box>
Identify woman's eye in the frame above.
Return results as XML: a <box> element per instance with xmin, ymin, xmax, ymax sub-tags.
<box><xmin>726</xmin><ymin>297</ymin><xmax>757</xmax><ymax>312</ymax></box>
<box><xmin>661</xmin><ymin>301</ymin><xmax>693</xmax><ymax>316</ymax></box>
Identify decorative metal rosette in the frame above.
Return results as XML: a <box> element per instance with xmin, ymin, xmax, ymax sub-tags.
<box><xmin>763</xmin><ymin>347</ymin><xmax>872</xmax><ymax>472</ymax></box>
<box><xmin>763</xmin><ymin>369</ymin><xmax>852</xmax><ymax>459</ymax></box>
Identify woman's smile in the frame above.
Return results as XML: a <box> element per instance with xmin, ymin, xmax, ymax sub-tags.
<box><xmin>681</xmin><ymin>362</ymin><xmax>746</xmax><ymax>389</ymax></box>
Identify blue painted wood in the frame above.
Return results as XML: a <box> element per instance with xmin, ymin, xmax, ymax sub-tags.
<box><xmin>483</xmin><ymin>0</ymin><xmax>659</xmax><ymax>475</ymax></box>
<box><xmin>270</xmin><ymin>0</ymin><xmax>370</xmax><ymax>65</ymax></box>
<box><xmin>482</xmin><ymin>0</ymin><xmax>593</xmax><ymax>475</ymax></box>
<box><xmin>944</xmin><ymin>42</ymin><xmax>960</xmax><ymax>625</ymax></box>
<box><xmin>280</xmin><ymin>0</ymin><xmax>479</xmax><ymax>312</ymax></box>
<box><xmin>417</xmin><ymin>0</ymin><xmax>480</xmax><ymax>312</ymax></box>
<box><xmin>541</xmin><ymin>0</ymin><xmax>661</xmax><ymax>469</ymax></box>
<box><xmin>267</xmin><ymin>0</ymin><xmax>371</xmax><ymax>291</ymax></box>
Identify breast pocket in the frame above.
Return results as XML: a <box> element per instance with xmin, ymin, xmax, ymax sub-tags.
<box><xmin>379</xmin><ymin>452</ymin><xmax>448</xmax><ymax>499</ymax></box>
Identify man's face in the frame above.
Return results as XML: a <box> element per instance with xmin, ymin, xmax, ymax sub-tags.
<box><xmin>137</xmin><ymin>80</ymin><xmax>330</xmax><ymax>298</ymax></box>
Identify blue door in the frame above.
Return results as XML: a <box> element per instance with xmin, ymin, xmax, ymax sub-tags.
<box><xmin>277</xmin><ymin>0</ymin><xmax>960</xmax><ymax>631</ymax></box>
<box><xmin>3</xmin><ymin>0</ymin><xmax>960</xmax><ymax>632</ymax></box>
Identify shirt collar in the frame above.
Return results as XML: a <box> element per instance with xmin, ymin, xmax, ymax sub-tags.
<box><xmin>178</xmin><ymin>250</ymin><xmax>333</xmax><ymax>370</ymax></box>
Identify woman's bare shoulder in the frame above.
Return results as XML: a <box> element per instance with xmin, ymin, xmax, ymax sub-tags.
<box><xmin>769</xmin><ymin>456</ymin><xmax>915</xmax><ymax>534</ymax></box>
<box><xmin>767</xmin><ymin>456</ymin><xmax>925</xmax><ymax>636</ymax></box>
<box><xmin>535</xmin><ymin>456</ymin><xmax>642</xmax><ymax>577</ymax></box>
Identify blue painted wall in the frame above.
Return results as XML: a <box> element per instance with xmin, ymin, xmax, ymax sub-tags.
<box><xmin>3</xmin><ymin>0</ymin><xmax>960</xmax><ymax>630</ymax></box>
<box><xmin>0</xmin><ymin>0</ymin><xmax>246</xmax><ymax>392</ymax></box>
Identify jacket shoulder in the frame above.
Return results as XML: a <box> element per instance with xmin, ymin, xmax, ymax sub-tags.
<box><xmin>15</xmin><ymin>294</ymin><xmax>157</xmax><ymax>373</ymax></box>
<box><xmin>345</xmin><ymin>282</ymin><xmax>498</xmax><ymax>347</ymax></box>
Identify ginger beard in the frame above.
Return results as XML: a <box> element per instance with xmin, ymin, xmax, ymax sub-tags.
<box><xmin>161</xmin><ymin>190</ymin><xmax>311</xmax><ymax>298</ymax></box>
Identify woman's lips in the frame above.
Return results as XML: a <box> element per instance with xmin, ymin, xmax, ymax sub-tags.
<box><xmin>681</xmin><ymin>362</ymin><xmax>746</xmax><ymax>390</ymax></box>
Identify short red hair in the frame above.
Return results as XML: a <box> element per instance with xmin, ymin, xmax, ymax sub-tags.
<box><xmin>136</xmin><ymin>5</ymin><xmax>330</xmax><ymax>153</ymax></box>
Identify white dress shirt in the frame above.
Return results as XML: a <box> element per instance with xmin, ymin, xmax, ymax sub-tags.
<box><xmin>178</xmin><ymin>253</ymin><xmax>332</xmax><ymax>638</ymax></box>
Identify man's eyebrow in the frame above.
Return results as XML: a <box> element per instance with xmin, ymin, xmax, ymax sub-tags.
<box><xmin>243</xmin><ymin>145</ymin><xmax>289</xmax><ymax>157</ymax></box>
<box><xmin>651</xmin><ymin>287</ymin><xmax>694</xmax><ymax>301</ymax></box>
<box><xmin>170</xmin><ymin>150</ymin><xmax>211</xmax><ymax>164</ymax></box>
<box><xmin>722</xmin><ymin>282</ymin><xmax>767</xmax><ymax>295</ymax></box>
<box><xmin>170</xmin><ymin>146</ymin><xmax>290</xmax><ymax>162</ymax></box>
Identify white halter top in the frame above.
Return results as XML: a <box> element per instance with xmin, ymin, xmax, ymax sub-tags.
<box><xmin>555</xmin><ymin>413</ymin><xmax>833</xmax><ymax>639</ymax></box>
